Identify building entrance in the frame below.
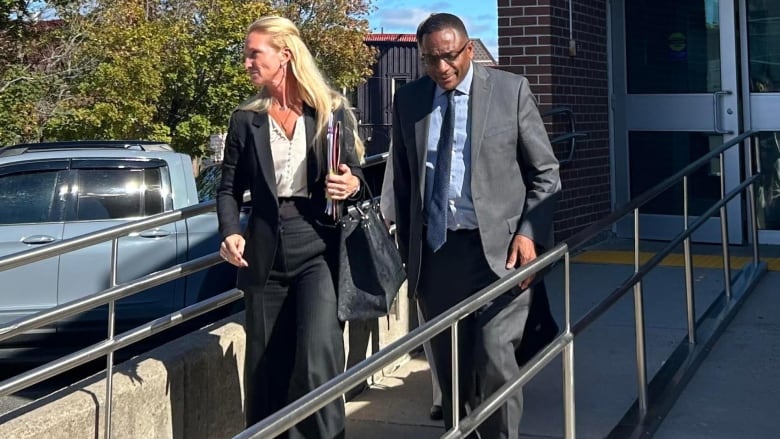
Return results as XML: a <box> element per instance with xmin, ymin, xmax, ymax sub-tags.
<box><xmin>612</xmin><ymin>0</ymin><xmax>740</xmax><ymax>242</ymax></box>
<box><xmin>612</xmin><ymin>0</ymin><xmax>780</xmax><ymax>244</ymax></box>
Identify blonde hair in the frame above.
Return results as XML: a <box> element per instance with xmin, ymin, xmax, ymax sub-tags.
<box><xmin>239</xmin><ymin>16</ymin><xmax>364</xmax><ymax>160</ymax></box>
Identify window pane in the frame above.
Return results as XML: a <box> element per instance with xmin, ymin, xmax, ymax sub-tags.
<box><xmin>629</xmin><ymin>131</ymin><xmax>722</xmax><ymax>216</ymax></box>
<box><xmin>748</xmin><ymin>0</ymin><xmax>780</xmax><ymax>92</ymax></box>
<box><xmin>142</xmin><ymin>167</ymin><xmax>165</xmax><ymax>215</ymax></box>
<box><xmin>74</xmin><ymin>167</ymin><xmax>168</xmax><ymax>220</ymax></box>
<box><xmin>75</xmin><ymin>169</ymin><xmax>143</xmax><ymax>220</ymax></box>
<box><xmin>756</xmin><ymin>132</ymin><xmax>780</xmax><ymax>229</ymax></box>
<box><xmin>626</xmin><ymin>0</ymin><xmax>721</xmax><ymax>93</ymax></box>
<box><xmin>0</xmin><ymin>170</ymin><xmax>62</xmax><ymax>224</ymax></box>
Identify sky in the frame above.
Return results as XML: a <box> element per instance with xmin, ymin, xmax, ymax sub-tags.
<box><xmin>368</xmin><ymin>0</ymin><xmax>499</xmax><ymax>59</ymax></box>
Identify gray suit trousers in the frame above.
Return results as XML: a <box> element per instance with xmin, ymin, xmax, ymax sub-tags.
<box><xmin>417</xmin><ymin>228</ymin><xmax>531</xmax><ymax>439</ymax></box>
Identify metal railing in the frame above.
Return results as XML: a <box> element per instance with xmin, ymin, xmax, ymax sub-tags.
<box><xmin>234</xmin><ymin>130</ymin><xmax>766</xmax><ymax>438</ymax></box>
<box><xmin>0</xmin><ymin>129</ymin><xmax>766</xmax><ymax>438</ymax></box>
<box><xmin>357</xmin><ymin>106</ymin><xmax>585</xmax><ymax>167</ymax></box>
<box><xmin>0</xmin><ymin>199</ymin><xmax>244</xmax><ymax>439</ymax></box>
<box><xmin>541</xmin><ymin>106</ymin><xmax>587</xmax><ymax>165</ymax></box>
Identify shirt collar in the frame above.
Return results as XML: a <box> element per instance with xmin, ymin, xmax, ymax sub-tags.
<box><xmin>435</xmin><ymin>62</ymin><xmax>474</xmax><ymax>98</ymax></box>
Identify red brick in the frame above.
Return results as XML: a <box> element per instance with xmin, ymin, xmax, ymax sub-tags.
<box><xmin>499</xmin><ymin>0</ymin><xmax>610</xmax><ymax>239</ymax></box>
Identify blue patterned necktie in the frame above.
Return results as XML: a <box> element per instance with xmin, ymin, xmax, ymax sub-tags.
<box><xmin>426</xmin><ymin>90</ymin><xmax>455</xmax><ymax>252</ymax></box>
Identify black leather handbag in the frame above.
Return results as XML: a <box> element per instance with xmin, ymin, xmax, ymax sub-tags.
<box><xmin>336</xmin><ymin>187</ymin><xmax>406</xmax><ymax>322</ymax></box>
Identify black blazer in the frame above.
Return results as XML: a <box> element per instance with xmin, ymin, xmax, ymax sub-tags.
<box><xmin>216</xmin><ymin>104</ymin><xmax>364</xmax><ymax>290</ymax></box>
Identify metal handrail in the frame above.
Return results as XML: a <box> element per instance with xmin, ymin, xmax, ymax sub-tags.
<box><xmin>0</xmin><ymin>200</ymin><xmax>217</xmax><ymax>273</ymax></box>
<box><xmin>0</xmin><ymin>288</ymin><xmax>243</xmax><ymax>397</ymax></box>
<box><xmin>0</xmin><ymin>195</ymin><xmax>231</xmax><ymax>437</ymax></box>
<box><xmin>0</xmin><ymin>252</ymin><xmax>222</xmax><ymax>342</ymax></box>
<box><xmin>0</xmin><ymin>128</ymin><xmax>763</xmax><ymax>437</ymax></box>
<box><xmin>566</xmin><ymin>130</ymin><xmax>755</xmax><ymax>251</ymax></box>
<box><xmin>541</xmin><ymin>106</ymin><xmax>587</xmax><ymax>165</ymax></box>
<box><xmin>571</xmin><ymin>174</ymin><xmax>758</xmax><ymax>336</ymax></box>
<box><xmin>356</xmin><ymin>107</ymin><xmax>584</xmax><ymax>170</ymax></box>
<box><xmin>362</xmin><ymin>151</ymin><xmax>389</xmax><ymax>168</ymax></box>
<box><xmin>234</xmin><ymin>129</ymin><xmax>763</xmax><ymax>439</ymax></box>
<box><xmin>235</xmin><ymin>245</ymin><xmax>569</xmax><ymax>439</ymax></box>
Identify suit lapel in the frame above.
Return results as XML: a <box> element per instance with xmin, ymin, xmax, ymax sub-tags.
<box><xmin>251</xmin><ymin>112</ymin><xmax>277</xmax><ymax>199</ymax></box>
<box><xmin>470</xmin><ymin>64</ymin><xmax>492</xmax><ymax>167</ymax></box>
<box><xmin>415</xmin><ymin>79</ymin><xmax>436</xmax><ymax>201</ymax></box>
<box><xmin>303</xmin><ymin>105</ymin><xmax>320</xmax><ymax>190</ymax></box>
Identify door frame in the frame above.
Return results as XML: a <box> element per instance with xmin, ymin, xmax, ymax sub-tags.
<box><xmin>738</xmin><ymin>0</ymin><xmax>780</xmax><ymax>244</ymax></box>
<box><xmin>610</xmin><ymin>0</ymin><xmax>744</xmax><ymax>244</ymax></box>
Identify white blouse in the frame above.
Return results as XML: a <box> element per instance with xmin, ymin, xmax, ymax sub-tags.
<box><xmin>269</xmin><ymin>114</ymin><xmax>308</xmax><ymax>198</ymax></box>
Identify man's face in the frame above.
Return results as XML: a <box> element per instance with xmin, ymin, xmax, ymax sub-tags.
<box><xmin>420</xmin><ymin>28</ymin><xmax>473</xmax><ymax>91</ymax></box>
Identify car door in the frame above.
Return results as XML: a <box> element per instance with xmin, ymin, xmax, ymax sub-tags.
<box><xmin>0</xmin><ymin>160</ymin><xmax>67</xmax><ymax>330</ymax></box>
<box><xmin>58</xmin><ymin>158</ymin><xmax>182</xmax><ymax>333</ymax></box>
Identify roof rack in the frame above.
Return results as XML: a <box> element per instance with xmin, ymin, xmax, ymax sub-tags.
<box><xmin>0</xmin><ymin>140</ymin><xmax>174</xmax><ymax>158</ymax></box>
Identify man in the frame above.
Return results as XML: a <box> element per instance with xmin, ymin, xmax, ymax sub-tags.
<box><xmin>391</xmin><ymin>13</ymin><xmax>561</xmax><ymax>438</ymax></box>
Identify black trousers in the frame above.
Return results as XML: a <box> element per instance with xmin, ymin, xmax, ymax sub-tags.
<box><xmin>243</xmin><ymin>198</ymin><xmax>345</xmax><ymax>439</ymax></box>
<box><xmin>417</xmin><ymin>229</ymin><xmax>531</xmax><ymax>439</ymax></box>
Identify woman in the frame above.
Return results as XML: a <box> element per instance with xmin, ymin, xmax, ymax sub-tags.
<box><xmin>216</xmin><ymin>16</ymin><xmax>364</xmax><ymax>438</ymax></box>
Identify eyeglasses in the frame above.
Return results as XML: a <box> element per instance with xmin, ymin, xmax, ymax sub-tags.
<box><xmin>420</xmin><ymin>41</ymin><xmax>470</xmax><ymax>66</ymax></box>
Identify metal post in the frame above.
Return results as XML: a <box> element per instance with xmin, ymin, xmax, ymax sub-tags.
<box><xmin>104</xmin><ymin>238</ymin><xmax>119</xmax><ymax>439</ymax></box>
<box><xmin>562</xmin><ymin>252</ymin><xmax>575</xmax><ymax>439</ymax></box>
<box><xmin>719</xmin><ymin>153</ymin><xmax>732</xmax><ymax>300</ymax></box>
<box><xmin>748</xmin><ymin>136</ymin><xmax>760</xmax><ymax>266</ymax></box>
<box><xmin>633</xmin><ymin>209</ymin><xmax>648</xmax><ymax>416</ymax></box>
<box><xmin>683</xmin><ymin>176</ymin><xmax>696</xmax><ymax>344</ymax></box>
<box><xmin>451</xmin><ymin>320</ymin><xmax>460</xmax><ymax>430</ymax></box>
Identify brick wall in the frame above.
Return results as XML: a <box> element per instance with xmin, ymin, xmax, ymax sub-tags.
<box><xmin>498</xmin><ymin>0</ymin><xmax>611</xmax><ymax>241</ymax></box>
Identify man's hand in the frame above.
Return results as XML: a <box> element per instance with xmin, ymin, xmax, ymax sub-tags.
<box><xmin>326</xmin><ymin>164</ymin><xmax>360</xmax><ymax>200</ymax></box>
<box><xmin>506</xmin><ymin>234</ymin><xmax>537</xmax><ymax>289</ymax></box>
<box><xmin>220</xmin><ymin>234</ymin><xmax>248</xmax><ymax>268</ymax></box>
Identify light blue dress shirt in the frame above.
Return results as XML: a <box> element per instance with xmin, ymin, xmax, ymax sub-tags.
<box><xmin>425</xmin><ymin>62</ymin><xmax>478</xmax><ymax>230</ymax></box>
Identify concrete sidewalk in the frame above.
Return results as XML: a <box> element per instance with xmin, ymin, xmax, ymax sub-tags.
<box><xmin>655</xmin><ymin>271</ymin><xmax>780</xmax><ymax>439</ymax></box>
<box><xmin>345</xmin><ymin>242</ymin><xmax>780</xmax><ymax>438</ymax></box>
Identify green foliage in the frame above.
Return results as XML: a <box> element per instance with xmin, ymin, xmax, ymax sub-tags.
<box><xmin>0</xmin><ymin>67</ymin><xmax>48</xmax><ymax>145</ymax></box>
<box><xmin>0</xmin><ymin>0</ymin><xmax>376</xmax><ymax>157</ymax></box>
<box><xmin>274</xmin><ymin>0</ymin><xmax>377</xmax><ymax>89</ymax></box>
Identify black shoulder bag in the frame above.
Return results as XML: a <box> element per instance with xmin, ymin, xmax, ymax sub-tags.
<box><xmin>335</xmin><ymin>179</ymin><xmax>406</xmax><ymax>322</ymax></box>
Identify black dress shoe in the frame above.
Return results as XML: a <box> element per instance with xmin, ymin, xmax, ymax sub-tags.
<box><xmin>429</xmin><ymin>404</ymin><xmax>443</xmax><ymax>421</ymax></box>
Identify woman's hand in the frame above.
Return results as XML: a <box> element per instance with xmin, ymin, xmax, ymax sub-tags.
<box><xmin>220</xmin><ymin>234</ymin><xmax>248</xmax><ymax>268</ymax></box>
<box><xmin>326</xmin><ymin>164</ymin><xmax>360</xmax><ymax>200</ymax></box>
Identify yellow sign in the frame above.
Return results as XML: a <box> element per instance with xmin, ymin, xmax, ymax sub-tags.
<box><xmin>668</xmin><ymin>32</ymin><xmax>686</xmax><ymax>52</ymax></box>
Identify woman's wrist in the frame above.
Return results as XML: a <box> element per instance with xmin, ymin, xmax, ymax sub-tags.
<box><xmin>348</xmin><ymin>178</ymin><xmax>361</xmax><ymax>199</ymax></box>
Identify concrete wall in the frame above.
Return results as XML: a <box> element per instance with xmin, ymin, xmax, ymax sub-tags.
<box><xmin>0</xmin><ymin>284</ymin><xmax>411</xmax><ymax>439</ymax></box>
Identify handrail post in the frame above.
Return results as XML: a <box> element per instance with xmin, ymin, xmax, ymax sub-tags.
<box><xmin>683</xmin><ymin>176</ymin><xmax>696</xmax><ymax>344</ymax></box>
<box><xmin>562</xmin><ymin>252</ymin><xmax>575</xmax><ymax>439</ymax></box>
<box><xmin>104</xmin><ymin>238</ymin><xmax>119</xmax><ymax>439</ymax></box>
<box><xmin>451</xmin><ymin>320</ymin><xmax>460</xmax><ymax>431</ymax></box>
<box><xmin>719</xmin><ymin>152</ymin><xmax>733</xmax><ymax>300</ymax></box>
<box><xmin>633</xmin><ymin>209</ymin><xmax>648</xmax><ymax>416</ymax></box>
<box><xmin>748</xmin><ymin>136</ymin><xmax>761</xmax><ymax>266</ymax></box>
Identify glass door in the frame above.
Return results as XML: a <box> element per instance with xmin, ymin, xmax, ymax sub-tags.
<box><xmin>612</xmin><ymin>0</ymin><xmax>743</xmax><ymax>243</ymax></box>
<box><xmin>741</xmin><ymin>0</ymin><xmax>780</xmax><ymax>244</ymax></box>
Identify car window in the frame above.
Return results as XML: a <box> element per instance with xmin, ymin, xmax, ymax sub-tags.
<box><xmin>74</xmin><ymin>166</ymin><xmax>168</xmax><ymax>220</ymax></box>
<box><xmin>196</xmin><ymin>165</ymin><xmax>221</xmax><ymax>202</ymax></box>
<box><xmin>0</xmin><ymin>169</ymin><xmax>65</xmax><ymax>224</ymax></box>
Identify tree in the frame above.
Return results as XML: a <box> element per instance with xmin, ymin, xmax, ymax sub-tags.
<box><xmin>273</xmin><ymin>0</ymin><xmax>376</xmax><ymax>90</ymax></box>
<box><xmin>154</xmin><ymin>0</ymin><xmax>274</xmax><ymax>156</ymax></box>
<box><xmin>0</xmin><ymin>0</ymin><xmax>376</xmax><ymax>155</ymax></box>
<box><xmin>0</xmin><ymin>3</ymin><xmax>92</xmax><ymax>145</ymax></box>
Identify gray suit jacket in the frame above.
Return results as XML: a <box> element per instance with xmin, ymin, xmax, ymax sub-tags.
<box><xmin>391</xmin><ymin>63</ymin><xmax>561</xmax><ymax>295</ymax></box>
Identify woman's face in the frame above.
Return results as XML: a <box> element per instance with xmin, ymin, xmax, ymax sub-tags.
<box><xmin>243</xmin><ymin>31</ymin><xmax>288</xmax><ymax>88</ymax></box>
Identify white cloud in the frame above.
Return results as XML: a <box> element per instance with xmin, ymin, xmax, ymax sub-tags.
<box><xmin>372</xmin><ymin>7</ymin><xmax>433</xmax><ymax>32</ymax></box>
